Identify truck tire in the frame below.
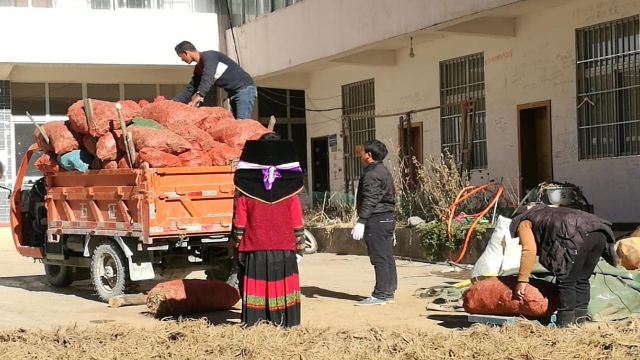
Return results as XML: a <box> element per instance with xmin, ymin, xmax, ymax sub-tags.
<box><xmin>91</xmin><ymin>240</ymin><xmax>129</xmax><ymax>302</ymax></box>
<box><xmin>44</xmin><ymin>264</ymin><xmax>74</xmax><ymax>287</ymax></box>
<box><xmin>303</xmin><ymin>229</ymin><xmax>318</xmax><ymax>255</ymax></box>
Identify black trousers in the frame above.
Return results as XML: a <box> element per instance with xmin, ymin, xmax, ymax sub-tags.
<box><xmin>555</xmin><ymin>230</ymin><xmax>607</xmax><ymax>311</ymax></box>
<box><xmin>364</xmin><ymin>213</ymin><xmax>397</xmax><ymax>299</ymax></box>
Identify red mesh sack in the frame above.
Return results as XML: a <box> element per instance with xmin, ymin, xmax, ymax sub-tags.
<box><xmin>462</xmin><ymin>276</ymin><xmax>559</xmax><ymax>317</ymax></box>
<box><xmin>154</xmin><ymin>95</ymin><xmax>167</xmax><ymax>103</ymax></box>
<box><xmin>138</xmin><ymin>148</ymin><xmax>182</xmax><ymax>168</ymax></box>
<box><xmin>197</xmin><ymin>116</ymin><xmax>235</xmax><ymax>134</ymax></box>
<box><xmin>207</xmin><ymin>119</ymin><xmax>270</xmax><ymax>149</ymax></box>
<box><xmin>120</xmin><ymin>126</ymin><xmax>192</xmax><ymax>155</ymax></box>
<box><xmin>96</xmin><ymin>130</ymin><xmax>122</xmax><ymax>161</ymax></box>
<box><xmin>82</xmin><ymin>135</ymin><xmax>97</xmax><ymax>156</ymax></box>
<box><xmin>34</xmin><ymin>153</ymin><xmax>63</xmax><ymax>173</ymax></box>
<box><xmin>138</xmin><ymin>99</ymin><xmax>150</xmax><ymax>107</ymax></box>
<box><xmin>146</xmin><ymin>279</ymin><xmax>240</xmax><ymax>318</ymax></box>
<box><xmin>102</xmin><ymin>160</ymin><xmax>118</xmax><ymax>169</ymax></box>
<box><xmin>117</xmin><ymin>155</ymin><xmax>134</xmax><ymax>169</ymax></box>
<box><xmin>178</xmin><ymin>149</ymin><xmax>212</xmax><ymax>167</ymax></box>
<box><xmin>34</xmin><ymin>121</ymin><xmax>80</xmax><ymax>154</ymax></box>
<box><xmin>170</xmin><ymin>126</ymin><xmax>217</xmax><ymax>152</ymax></box>
<box><xmin>67</xmin><ymin>99</ymin><xmax>141</xmax><ymax>136</ymax></box>
<box><xmin>208</xmin><ymin>141</ymin><xmax>242</xmax><ymax>166</ymax></box>
<box><xmin>139</xmin><ymin>101</ymin><xmax>207</xmax><ymax>128</ymax></box>
<box><xmin>197</xmin><ymin>106</ymin><xmax>233</xmax><ymax>120</ymax></box>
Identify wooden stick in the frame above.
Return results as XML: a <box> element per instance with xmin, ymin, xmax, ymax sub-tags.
<box><xmin>115</xmin><ymin>103</ymin><xmax>136</xmax><ymax>167</ymax></box>
<box><xmin>26</xmin><ymin>112</ymin><xmax>49</xmax><ymax>145</ymax></box>
<box><xmin>268</xmin><ymin>115</ymin><xmax>276</xmax><ymax>131</ymax></box>
<box><xmin>108</xmin><ymin>294</ymin><xmax>147</xmax><ymax>308</ymax></box>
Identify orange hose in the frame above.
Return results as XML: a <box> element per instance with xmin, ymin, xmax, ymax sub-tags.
<box><xmin>445</xmin><ymin>182</ymin><xmax>504</xmax><ymax>264</ymax></box>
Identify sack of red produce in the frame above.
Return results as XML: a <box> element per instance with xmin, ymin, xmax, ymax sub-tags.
<box><xmin>178</xmin><ymin>149</ymin><xmax>212</xmax><ymax>167</ymax></box>
<box><xmin>207</xmin><ymin>141</ymin><xmax>242</xmax><ymax>166</ymax></box>
<box><xmin>146</xmin><ymin>279</ymin><xmax>240</xmax><ymax>318</ymax></box>
<box><xmin>197</xmin><ymin>116</ymin><xmax>234</xmax><ymax>134</ymax></box>
<box><xmin>170</xmin><ymin>126</ymin><xmax>217</xmax><ymax>152</ymax></box>
<box><xmin>120</xmin><ymin>126</ymin><xmax>192</xmax><ymax>155</ymax></box>
<box><xmin>207</xmin><ymin>119</ymin><xmax>270</xmax><ymax>149</ymax></box>
<box><xmin>96</xmin><ymin>130</ymin><xmax>122</xmax><ymax>161</ymax></box>
<box><xmin>34</xmin><ymin>152</ymin><xmax>63</xmax><ymax>173</ymax></box>
<box><xmin>198</xmin><ymin>106</ymin><xmax>233</xmax><ymax>120</ymax></box>
<box><xmin>67</xmin><ymin>99</ymin><xmax>141</xmax><ymax>137</ymax></box>
<box><xmin>102</xmin><ymin>160</ymin><xmax>118</xmax><ymax>169</ymax></box>
<box><xmin>137</xmin><ymin>148</ymin><xmax>182</xmax><ymax>168</ymax></box>
<box><xmin>34</xmin><ymin>121</ymin><xmax>79</xmax><ymax>154</ymax></box>
<box><xmin>117</xmin><ymin>155</ymin><xmax>135</xmax><ymax>169</ymax></box>
<box><xmin>139</xmin><ymin>101</ymin><xmax>207</xmax><ymax>128</ymax></box>
<box><xmin>462</xmin><ymin>276</ymin><xmax>559</xmax><ymax>317</ymax></box>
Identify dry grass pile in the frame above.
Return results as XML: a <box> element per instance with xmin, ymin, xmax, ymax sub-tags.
<box><xmin>1</xmin><ymin>317</ymin><xmax>640</xmax><ymax>359</ymax></box>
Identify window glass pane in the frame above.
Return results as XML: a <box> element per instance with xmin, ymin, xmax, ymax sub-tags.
<box><xmin>256</xmin><ymin>0</ymin><xmax>269</xmax><ymax>16</ymax></box>
<box><xmin>258</xmin><ymin>87</ymin><xmax>287</xmax><ymax>118</ymax></box>
<box><xmin>0</xmin><ymin>0</ymin><xmax>28</xmax><ymax>7</ymax></box>
<box><xmin>193</xmin><ymin>0</ymin><xmax>213</xmax><ymax>12</ymax></box>
<box><xmin>289</xmin><ymin>90</ymin><xmax>306</xmax><ymax>118</ymax></box>
<box><xmin>49</xmin><ymin>83</ymin><xmax>82</xmax><ymax>116</ymax></box>
<box><xmin>11</xmin><ymin>83</ymin><xmax>46</xmax><ymax>116</ymax></box>
<box><xmin>32</xmin><ymin>0</ymin><xmax>52</xmax><ymax>7</ymax></box>
<box><xmin>118</xmin><ymin>0</ymin><xmax>152</xmax><ymax>9</ymax></box>
<box><xmin>290</xmin><ymin>123</ymin><xmax>307</xmax><ymax>171</ymax></box>
<box><xmin>89</xmin><ymin>0</ymin><xmax>112</xmax><ymax>9</ymax></box>
<box><xmin>159</xmin><ymin>84</ymin><xmax>185</xmax><ymax>100</ymax></box>
<box><xmin>243</xmin><ymin>0</ymin><xmax>256</xmax><ymax>22</ymax></box>
<box><xmin>87</xmin><ymin>84</ymin><xmax>120</xmax><ymax>102</ymax></box>
<box><xmin>272</xmin><ymin>0</ymin><xmax>285</xmax><ymax>10</ymax></box>
<box><xmin>230</xmin><ymin>0</ymin><xmax>243</xmax><ymax>25</ymax></box>
<box><xmin>124</xmin><ymin>84</ymin><xmax>157</xmax><ymax>103</ymax></box>
<box><xmin>158</xmin><ymin>0</ymin><xmax>191</xmax><ymax>10</ymax></box>
<box><xmin>14</xmin><ymin>123</ymin><xmax>43</xmax><ymax>178</ymax></box>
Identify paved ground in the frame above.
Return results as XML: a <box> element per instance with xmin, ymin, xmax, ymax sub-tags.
<box><xmin>0</xmin><ymin>228</ymin><xmax>465</xmax><ymax>331</ymax></box>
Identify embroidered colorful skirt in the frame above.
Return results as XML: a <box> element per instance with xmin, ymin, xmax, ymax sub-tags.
<box><xmin>239</xmin><ymin>250</ymin><xmax>301</xmax><ymax>327</ymax></box>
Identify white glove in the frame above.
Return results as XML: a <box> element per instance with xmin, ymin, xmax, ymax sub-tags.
<box><xmin>296</xmin><ymin>254</ymin><xmax>302</xmax><ymax>263</ymax></box>
<box><xmin>351</xmin><ymin>223</ymin><xmax>365</xmax><ymax>241</ymax></box>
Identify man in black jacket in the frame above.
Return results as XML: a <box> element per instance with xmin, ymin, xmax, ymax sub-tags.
<box><xmin>351</xmin><ymin>140</ymin><xmax>397</xmax><ymax>306</ymax></box>
<box><xmin>173</xmin><ymin>41</ymin><xmax>257</xmax><ymax>119</ymax></box>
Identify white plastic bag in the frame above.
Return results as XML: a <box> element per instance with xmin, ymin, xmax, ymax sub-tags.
<box><xmin>470</xmin><ymin>215</ymin><xmax>522</xmax><ymax>278</ymax></box>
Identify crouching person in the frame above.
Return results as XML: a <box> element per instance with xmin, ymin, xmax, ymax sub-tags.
<box><xmin>510</xmin><ymin>203</ymin><xmax>617</xmax><ymax>327</ymax></box>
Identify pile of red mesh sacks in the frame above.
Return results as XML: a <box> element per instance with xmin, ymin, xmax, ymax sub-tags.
<box><xmin>33</xmin><ymin>96</ymin><xmax>270</xmax><ymax>173</ymax></box>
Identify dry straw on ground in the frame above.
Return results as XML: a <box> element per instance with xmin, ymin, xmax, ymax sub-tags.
<box><xmin>0</xmin><ymin>317</ymin><xmax>639</xmax><ymax>359</ymax></box>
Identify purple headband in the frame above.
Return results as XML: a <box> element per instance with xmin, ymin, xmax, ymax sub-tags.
<box><xmin>236</xmin><ymin>160</ymin><xmax>302</xmax><ymax>190</ymax></box>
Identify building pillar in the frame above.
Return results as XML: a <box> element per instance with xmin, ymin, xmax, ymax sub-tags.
<box><xmin>0</xmin><ymin>80</ymin><xmax>11</xmax><ymax>225</ymax></box>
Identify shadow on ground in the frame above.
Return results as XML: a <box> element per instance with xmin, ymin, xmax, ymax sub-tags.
<box><xmin>426</xmin><ymin>314</ymin><xmax>471</xmax><ymax>329</ymax></box>
<box><xmin>301</xmin><ymin>286</ymin><xmax>363</xmax><ymax>301</ymax></box>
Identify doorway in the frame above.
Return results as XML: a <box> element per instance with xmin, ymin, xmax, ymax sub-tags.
<box><xmin>518</xmin><ymin>101</ymin><xmax>552</xmax><ymax>198</ymax></box>
<box><xmin>311</xmin><ymin>137</ymin><xmax>330</xmax><ymax>204</ymax></box>
<box><xmin>398</xmin><ymin>121</ymin><xmax>424</xmax><ymax>188</ymax></box>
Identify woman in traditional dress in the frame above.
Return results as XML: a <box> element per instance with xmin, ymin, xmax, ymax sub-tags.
<box><xmin>233</xmin><ymin>132</ymin><xmax>305</xmax><ymax>327</ymax></box>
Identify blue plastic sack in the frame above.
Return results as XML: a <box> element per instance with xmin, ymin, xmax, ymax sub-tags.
<box><xmin>57</xmin><ymin>149</ymin><xmax>94</xmax><ymax>172</ymax></box>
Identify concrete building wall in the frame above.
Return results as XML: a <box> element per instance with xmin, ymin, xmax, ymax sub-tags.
<box><xmin>303</xmin><ymin>0</ymin><xmax>640</xmax><ymax>223</ymax></box>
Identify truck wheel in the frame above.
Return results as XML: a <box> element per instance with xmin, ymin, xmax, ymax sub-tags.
<box><xmin>91</xmin><ymin>241</ymin><xmax>128</xmax><ymax>302</ymax></box>
<box><xmin>303</xmin><ymin>229</ymin><xmax>318</xmax><ymax>255</ymax></box>
<box><xmin>205</xmin><ymin>259</ymin><xmax>232</xmax><ymax>282</ymax></box>
<box><xmin>44</xmin><ymin>264</ymin><xmax>74</xmax><ymax>287</ymax></box>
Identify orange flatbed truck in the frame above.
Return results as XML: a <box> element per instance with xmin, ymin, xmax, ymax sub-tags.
<box><xmin>9</xmin><ymin>144</ymin><xmax>237</xmax><ymax>302</ymax></box>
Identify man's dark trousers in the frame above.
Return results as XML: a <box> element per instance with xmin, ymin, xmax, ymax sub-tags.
<box><xmin>363</xmin><ymin>213</ymin><xmax>397</xmax><ymax>299</ymax></box>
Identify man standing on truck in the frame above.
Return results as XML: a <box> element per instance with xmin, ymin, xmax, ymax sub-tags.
<box><xmin>173</xmin><ymin>41</ymin><xmax>257</xmax><ymax>119</ymax></box>
<box><xmin>351</xmin><ymin>140</ymin><xmax>397</xmax><ymax>307</ymax></box>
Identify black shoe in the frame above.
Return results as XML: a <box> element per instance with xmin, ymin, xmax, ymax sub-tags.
<box><xmin>574</xmin><ymin>308</ymin><xmax>589</xmax><ymax>325</ymax></box>
<box><xmin>555</xmin><ymin>310</ymin><xmax>575</xmax><ymax>328</ymax></box>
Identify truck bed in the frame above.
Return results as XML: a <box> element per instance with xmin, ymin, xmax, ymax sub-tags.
<box><xmin>45</xmin><ymin>165</ymin><xmax>235</xmax><ymax>243</ymax></box>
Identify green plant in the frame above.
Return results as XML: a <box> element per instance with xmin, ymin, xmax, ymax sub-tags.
<box><xmin>416</xmin><ymin>220</ymin><xmax>492</xmax><ymax>261</ymax></box>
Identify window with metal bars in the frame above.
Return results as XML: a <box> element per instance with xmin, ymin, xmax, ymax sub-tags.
<box><xmin>439</xmin><ymin>53</ymin><xmax>488</xmax><ymax>169</ymax></box>
<box><xmin>576</xmin><ymin>16</ymin><xmax>640</xmax><ymax>160</ymax></box>
<box><xmin>341</xmin><ymin>79</ymin><xmax>375</xmax><ymax>190</ymax></box>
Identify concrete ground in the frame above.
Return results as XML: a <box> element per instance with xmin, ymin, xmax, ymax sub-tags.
<box><xmin>0</xmin><ymin>228</ymin><xmax>464</xmax><ymax>331</ymax></box>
